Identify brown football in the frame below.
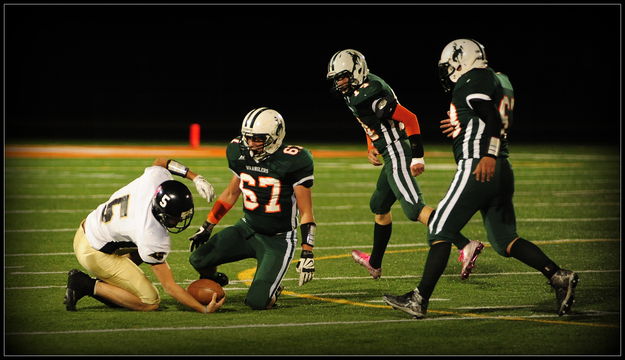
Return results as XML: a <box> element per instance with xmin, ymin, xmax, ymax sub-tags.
<box><xmin>187</xmin><ymin>279</ymin><xmax>225</xmax><ymax>305</ymax></box>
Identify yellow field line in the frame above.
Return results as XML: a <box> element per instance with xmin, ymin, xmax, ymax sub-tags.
<box><xmin>236</xmin><ymin>238</ymin><xmax>619</xmax><ymax>328</ymax></box>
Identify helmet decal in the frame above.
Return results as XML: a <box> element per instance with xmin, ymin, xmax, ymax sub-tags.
<box><xmin>438</xmin><ymin>39</ymin><xmax>488</xmax><ymax>92</ymax></box>
<box><xmin>327</xmin><ymin>49</ymin><xmax>369</xmax><ymax>96</ymax></box>
<box><xmin>240</xmin><ymin>108</ymin><xmax>287</xmax><ymax>162</ymax></box>
<box><xmin>452</xmin><ymin>44</ymin><xmax>464</xmax><ymax>63</ymax></box>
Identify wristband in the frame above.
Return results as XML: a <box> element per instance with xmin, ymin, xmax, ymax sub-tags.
<box><xmin>487</xmin><ymin>137</ymin><xmax>500</xmax><ymax>157</ymax></box>
<box><xmin>300</xmin><ymin>222</ymin><xmax>316</xmax><ymax>247</ymax></box>
<box><xmin>207</xmin><ymin>200</ymin><xmax>233</xmax><ymax>224</ymax></box>
<box><xmin>166</xmin><ymin>160</ymin><xmax>189</xmax><ymax>177</ymax></box>
<box><xmin>410</xmin><ymin>158</ymin><xmax>425</xmax><ymax>167</ymax></box>
<box><xmin>202</xmin><ymin>220</ymin><xmax>216</xmax><ymax>232</ymax></box>
<box><xmin>407</xmin><ymin>134</ymin><xmax>424</xmax><ymax>159</ymax></box>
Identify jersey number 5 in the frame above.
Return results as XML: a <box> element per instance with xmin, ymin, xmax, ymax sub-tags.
<box><xmin>101</xmin><ymin>195</ymin><xmax>130</xmax><ymax>222</ymax></box>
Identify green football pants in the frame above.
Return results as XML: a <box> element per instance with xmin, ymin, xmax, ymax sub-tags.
<box><xmin>369</xmin><ymin>139</ymin><xmax>425</xmax><ymax>220</ymax></box>
<box><xmin>428</xmin><ymin>157</ymin><xmax>518</xmax><ymax>256</ymax></box>
<box><xmin>189</xmin><ymin>218</ymin><xmax>296</xmax><ymax>309</ymax></box>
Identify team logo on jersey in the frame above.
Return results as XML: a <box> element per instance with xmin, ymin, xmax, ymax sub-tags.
<box><xmin>245</xmin><ymin>165</ymin><xmax>269</xmax><ymax>173</ymax></box>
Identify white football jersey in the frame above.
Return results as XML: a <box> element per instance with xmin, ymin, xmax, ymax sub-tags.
<box><xmin>84</xmin><ymin>166</ymin><xmax>174</xmax><ymax>264</ymax></box>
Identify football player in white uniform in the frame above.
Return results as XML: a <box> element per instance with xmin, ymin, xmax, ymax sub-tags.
<box><xmin>65</xmin><ymin>158</ymin><xmax>225</xmax><ymax>314</ymax></box>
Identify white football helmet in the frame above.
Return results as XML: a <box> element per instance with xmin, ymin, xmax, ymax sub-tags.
<box><xmin>438</xmin><ymin>39</ymin><xmax>488</xmax><ymax>92</ymax></box>
<box><xmin>240</xmin><ymin>107</ymin><xmax>286</xmax><ymax>162</ymax></box>
<box><xmin>326</xmin><ymin>49</ymin><xmax>369</xmax><ymax>95</ymax></box>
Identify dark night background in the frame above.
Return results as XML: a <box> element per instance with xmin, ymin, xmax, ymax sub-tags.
<box><xmin>4</xmin><ymin>4</ymin><xmax>621</xmax><ymax>145</ymax></box>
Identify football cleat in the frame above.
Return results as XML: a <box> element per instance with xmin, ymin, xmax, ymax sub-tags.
<box><xmin>268</xmin><ymin>283</ymin><xmax>284</xmax><ymax>309</ymax></box>
<box><xmin>64</xmin><ymin>269</ymin><xmax>94</xmax><ymax>311</ymax></box>
<box><xmin>200</xmin><ymin>271</ymin><xmax>229</xmax><ymax>287</ymax></box>
<box><xmin>351</xmin><ymin>249</ymin><xmax>382</xmax><ymax>279</ymax></box>
<box><xmin>549</xmin><ymin>269</ymin><xmax>579</xmax><ymax>316</ymax></box>
<box><xmin>458</xmin><ymin>240</ymin><xmax>484</xmax><ymax>280</ymax></box>
<box><xmin>383</xmin><ymin>289</ymin><xmax>429</xmax><ymax>319</ymax></box>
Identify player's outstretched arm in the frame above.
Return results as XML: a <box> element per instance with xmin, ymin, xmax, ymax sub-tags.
<box><xmin>152</xmin><ymin>158</ymin><xmax>215</xmax><ymax>202</ymax></box>
<box><xmin>151</xmin><ymin>262</ymin><xmax>224</xmax><ymax>313</ymax></box>
<box><xmin>189</xmin><ymin>174</ymin><xmax>241</xmax><ymax>252</ymax></box>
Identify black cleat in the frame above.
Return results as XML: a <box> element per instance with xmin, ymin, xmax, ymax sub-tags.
<box><xmin>63</xmin><ymin>269</ymin><xmax>94</xmax><ymax>311</ymax></box>
<box><xmin>201</xmin><ymin>271</ymin><xmax>229</xmax><ymax>287</ymax></box>
<box><xmin>383</xmin><ymin>289</ymin><xmax>429</xmax><ymax>319</ymax></box>
<box><xmin>549</xmin><ymin>269</ymin><xmax>579</xmax><ymax>316</ymax></box>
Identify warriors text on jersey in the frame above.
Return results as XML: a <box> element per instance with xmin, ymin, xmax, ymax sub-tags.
<box><xmin>227</xmin><ymin>138</ymin><xmax>314</xmax><ymax>235</ymax></box>
<box><xmin>84</xmin><ymin>166</ymin><xmax>173</xmax><ymax>264</ymax></box>
<box><xmin>342</xmin><ymin>73</ymin><xmax>408</xmax><ymax>154</ymax></box>
<box><xmin>447</xmin><ymin>67</ymin><xmax>514</xmax><ymax>163</ymax></box>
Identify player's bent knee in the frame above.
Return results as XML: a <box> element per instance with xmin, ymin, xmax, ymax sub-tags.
<box><xmin>245</xmin><ymin>280</ymin><xmax>276</xmax><ymax>310</ymax></box>
<box><xmin>374</xmin><ymin>212</ymin><xmax>392</xmax><ymax>225</ymax></box>
<box><xmin>140</xmin><ymin>303</ymin><xmax>160</xmax><ymax>311</ymax></box>
<box><xmin>245</xmin><ymin>297</ymin><xmax>271</xmax><ymax>310</ymax></box>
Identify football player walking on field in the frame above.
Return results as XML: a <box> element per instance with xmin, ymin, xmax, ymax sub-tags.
<box><xmin>188</xmin><ymin>107</ymin><xmax>317</xmax><ymax>310</ymax></box>
<box><xmin>383</xmin><ymin>39</ymin><xmax>579</xmax><ymax>318</ymax></box>
<box><xmin>65</xmin><ymin>158</ymin><xmax>225</xmax><ymax>314</ymax></box>
<box><xmin>326</xmin><ymin>49</ymin><xmax>483</xmax><ymax>280</ymax></box>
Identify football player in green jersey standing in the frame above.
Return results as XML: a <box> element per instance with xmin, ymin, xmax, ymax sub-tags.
<box><xmin>188</xmin><ymin>107</ymin><xmax>316</xmax><ymax>310</ymax></box>
<box><xmin>383</xmin><ymin>39</ymin><xmax>579</xmax><ymax>318</ymax></box>
<box><xmin>327</xmin><ymin>49</ymin><xmax>484</xmax><ymax>280</ymax></box>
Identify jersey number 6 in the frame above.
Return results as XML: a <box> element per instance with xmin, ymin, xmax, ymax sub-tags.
<box><xmin>239</xmin><ymin>173</ymin><xmax>282</xmax><ymax>213</ymax></box>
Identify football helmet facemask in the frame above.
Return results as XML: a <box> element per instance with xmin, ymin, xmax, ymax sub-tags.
<box><xmin>151</xmin><ymin>180</ymin><xmax>194</xmax><ymax>233</ymax></box>
<box><xmin>240</xmin><ymin>107</ymin><xmax>286</xmax><ymax>162</ymax></box>
<box><xmin>326</xmin><ymin>49</ymin><xmax>369</xmax><ymax>96</ymax></box>
<box><xmin>438</xmin><ymin>39</ymin><xmax>488</xmax><ymax>92</ymax></box>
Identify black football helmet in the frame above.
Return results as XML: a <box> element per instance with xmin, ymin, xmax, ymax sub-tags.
<box><xmin>151</xmin><ymin>180</ymin><xmax>194</xmax><ymax>233</ymax></box>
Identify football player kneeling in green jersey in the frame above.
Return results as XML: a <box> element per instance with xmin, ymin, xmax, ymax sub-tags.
<box><xmin>189</xmin><ymin>107</ymin><xmax>317</xmax><ymax>310</ymax></box>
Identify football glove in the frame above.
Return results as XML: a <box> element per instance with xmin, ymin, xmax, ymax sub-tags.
<box><xmin>295</xmin><ymin>249</ymin><xmax>315</xmax><ymax>286</ymax></box>
<box><xmin>188</xmin><ymin>221</ymin><xmax>215</xmax><ymax>252</ymax></box>
<box><xmin>193</xmin><ymin>175</ymin><xmax>216</xmax><ymax>203</ymax></box>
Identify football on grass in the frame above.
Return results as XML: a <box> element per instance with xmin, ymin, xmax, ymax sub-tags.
<box><xmin>187</xmin><ymin>279</ymin><xmax>225</xmax><ymax>305</ymax></box>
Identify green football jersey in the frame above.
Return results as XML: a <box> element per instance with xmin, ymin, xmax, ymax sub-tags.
<box><xmin>342</xmin><ymin>73</ymin><xmax>408</xmax><ymax>153</ymax></box>
<box><xmin>227</xmin><ymin>137</ymin><xmax>314</xmax><ymax>235</ymax></box>
<box><xmin>448</xmin><ymin>67</ymin><xmax>514</xmax><ymax>162</ymax></box>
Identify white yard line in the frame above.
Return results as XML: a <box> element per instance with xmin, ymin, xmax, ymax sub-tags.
<box><xmin>5</xmin><ymin>269</ymin><xmax>620</xmax><ymax>289</ymax></box>
<box><xmin>5</xmin><ymin>217</ymin><xmax>620</xmax><ymax>234</ymax></box>
<box><xmin>6</xmin><ymin>310</ymin><xmax>619</xmax><ymax>337</ymax></box>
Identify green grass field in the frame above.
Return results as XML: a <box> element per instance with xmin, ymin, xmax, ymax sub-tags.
<box><xmin>4</xmin><ymin>143</ymin><xmax>621</xmax><ymax>355</ymax></box>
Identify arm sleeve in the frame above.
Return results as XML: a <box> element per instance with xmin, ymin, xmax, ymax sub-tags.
<box><xmin>366</xmin><ymin>135</ymin><xmax>375</xmax><ymax>151</ymax></box>
<box><xmin>373</xmin><ymin>95</ymin><xmax>424</xmax><ymax>158</ymax></box>
<box><xmin>391</xmin><ymin>103</ymin><xmax>421</xmax><ymax>136</ymax></box>
<box><xmin>392</xmin><ymin>103</ymin><xmax>424</xmax><ymax>159</ymax></box>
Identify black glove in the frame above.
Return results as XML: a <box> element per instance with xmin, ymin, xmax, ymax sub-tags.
<box><xmin>189</xmin><ymin>221</ymin><xmax>215</xmax><ymax>252</ymax></box>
